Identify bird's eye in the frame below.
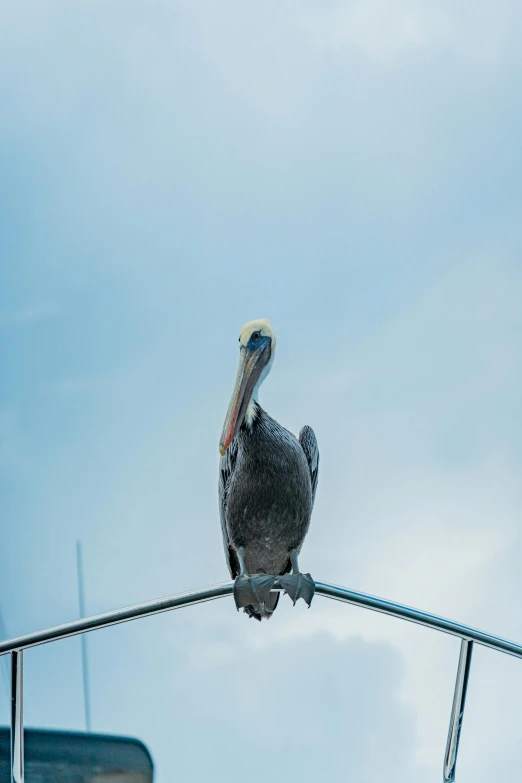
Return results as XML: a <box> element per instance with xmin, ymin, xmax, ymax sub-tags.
<box><xmin>251</xmin><ymin>331</ymin><xmax>260</xmax><ymax>341</ymax></box>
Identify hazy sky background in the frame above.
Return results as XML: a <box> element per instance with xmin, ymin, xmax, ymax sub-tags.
<box><xmin>1</xmin><ymin>1</ymin><xmax>522</xmax><ymax>781</ymax></box>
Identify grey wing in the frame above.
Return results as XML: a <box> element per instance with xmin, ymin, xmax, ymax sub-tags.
<box><xmin>299</xmin><ymin>425</ymin><xmax>319</xmax><ymax>506</ymax></box>
<box><xmin>218</xmin><ymin>439</ymin><xmax>240</xmax><ymax>578</ymax></box>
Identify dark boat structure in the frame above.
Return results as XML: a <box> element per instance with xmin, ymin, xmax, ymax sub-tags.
<box><xmin>0</xmin><ymin>727</ymin><xmax>153</xmax><ymax>782</ymax></box>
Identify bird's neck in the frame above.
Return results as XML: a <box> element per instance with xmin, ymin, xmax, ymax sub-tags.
<box><xmin>245</xmin><ymin>398</ymin><xmax>260</xmax><ymax>428</ymax></box>
<box><xmin>245</xmin><ymin>377</ymin><xmax>264</xmax><ymax>428</ymax></box>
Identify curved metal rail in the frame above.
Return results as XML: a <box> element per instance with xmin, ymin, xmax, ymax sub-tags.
<box><xmin>2</xmin><ymin>579</ymin><xmax>521</xmax><ymax>783</ymax></box>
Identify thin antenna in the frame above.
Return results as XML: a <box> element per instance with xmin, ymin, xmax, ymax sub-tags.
<box><xmin>0</xmin><ymin>610</ymin><xmax>9</xmax><ymax>699</ymax></box>
<box><xmin>76</xmin><ymin>541</ymin><xmax>92</xmax><ymax>731</ymax></box>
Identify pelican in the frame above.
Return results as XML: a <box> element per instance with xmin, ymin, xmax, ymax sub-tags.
<box><xmin>219</xmin><ymin>319</ymin><xmax>319</xmax><ymax>620</ymax></box>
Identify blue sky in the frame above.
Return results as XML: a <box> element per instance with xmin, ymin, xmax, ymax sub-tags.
<box><xmin>1</xmin><ymin>1</ymin><xmax>522</xmax><ymax>781</ymax></box>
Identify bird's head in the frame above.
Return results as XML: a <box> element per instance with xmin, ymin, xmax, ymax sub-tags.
<box><xmin>219</xmin><ymin>319</ymin><xmax>276</xmax><ymax>455</ymax></box>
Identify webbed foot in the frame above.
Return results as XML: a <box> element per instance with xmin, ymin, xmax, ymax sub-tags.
<box><xmin>279</xmin><ymin>572</ymin><xmax>315</xmax><ymax>607</ymax></box>
<box><xmin>233</xmin><ymin>574</ymin><xmax>277</xmax><ymax>612</ymax></box>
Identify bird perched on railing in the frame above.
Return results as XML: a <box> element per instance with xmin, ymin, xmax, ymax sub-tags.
<box><xmin>218</xmin><ymin>319</ymin><xmax>319</xmax><ymax>620</ymax></box>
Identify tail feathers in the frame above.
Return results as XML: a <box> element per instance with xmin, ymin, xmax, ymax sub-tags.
<box><xmin>243</xmin><ymin>591</ymin><xmax>280</xmax><ymax>621</ymax></box>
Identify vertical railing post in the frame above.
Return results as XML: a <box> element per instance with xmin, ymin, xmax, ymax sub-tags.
<box><xmin>76</xmin><ymin>541</ymin><xmax>92</xmax><ymax>731</ymax></box>
<box><xmin>10</xmin><ymin>650</ymin><xmax>24</xmax><ymax>783</ymax></box>
<box><xmin>443</xmin><ymin>639</ymin><xmax>473</xmax><ymax>782</ymax></box>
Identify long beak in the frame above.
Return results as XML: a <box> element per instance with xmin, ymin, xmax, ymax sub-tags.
<box><xmin>219</xmin><ymin>343</ymin><xmax>269</xmax><ymax>455</ymax></box>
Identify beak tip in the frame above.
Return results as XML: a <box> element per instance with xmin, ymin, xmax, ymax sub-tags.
<box><xmin>219</xmin><ymin>445</ymin><xmax>226</xmax><ymax>456</ymax></box>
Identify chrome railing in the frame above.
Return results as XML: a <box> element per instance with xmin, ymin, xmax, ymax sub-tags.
<box><xmin>2</xmin><ymin>579</ymin><xmax>522</xmax><ymax>783</ymax></box>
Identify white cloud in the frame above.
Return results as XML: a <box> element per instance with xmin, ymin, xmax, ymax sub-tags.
<box><xmin>268</xmin><ymin>451</ymin><xmax>520</xmax><ymax>767</ymax></box>
<box><xmin>296</xmin><ymin>0</ymin><xmax>454</xmax><ymax>61</ymax></box>
<box><xmin>294</xmin><ymin>0</ymin><xmax>519</xmax><ymax>67</ymax></box>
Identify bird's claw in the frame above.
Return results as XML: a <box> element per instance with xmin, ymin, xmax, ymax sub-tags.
<box><xmin>233</xmin><ymin>574</ymin><xmax>277</xmax><ymax>611</ymax></box>
<box><xmin>279</xmin><ymin>573</ymin><xmax>315</xmax><ymax>607</ymax></box>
